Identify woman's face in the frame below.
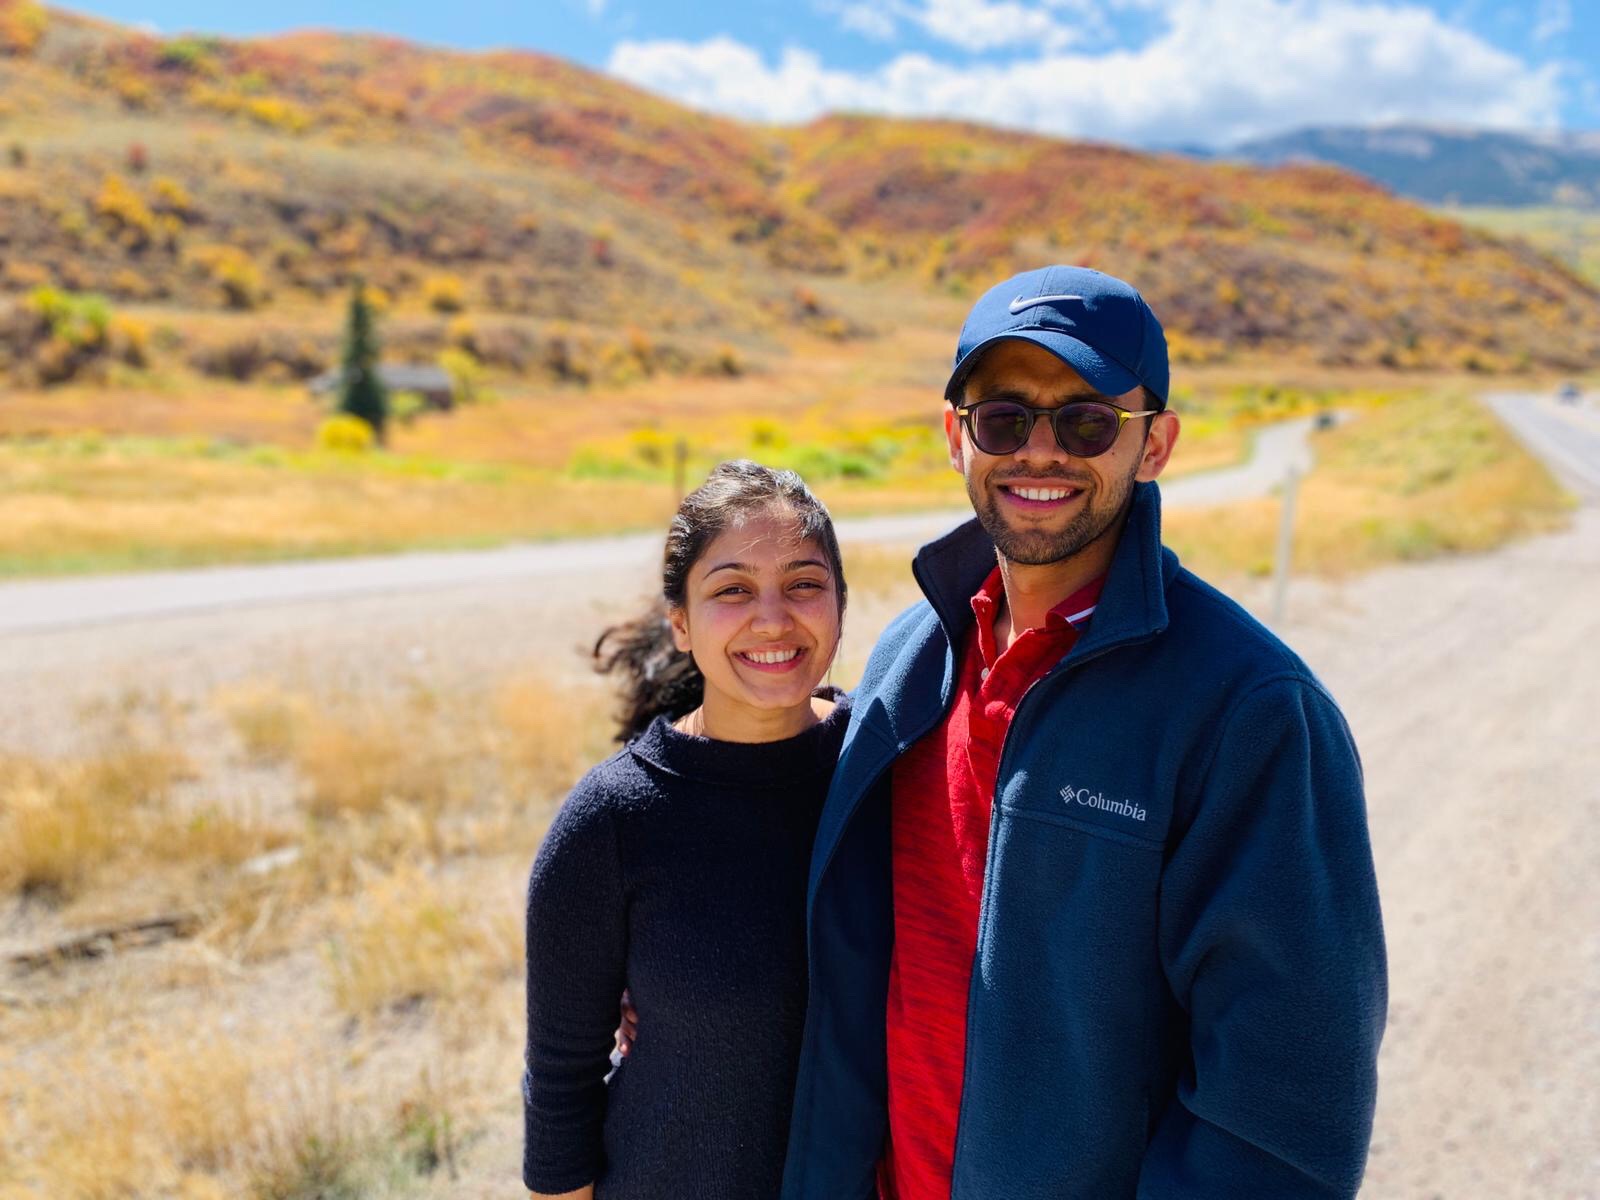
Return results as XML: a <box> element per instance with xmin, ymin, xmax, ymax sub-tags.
<box><xmin>669</xmin><ymin>506</ymin><xmax>842</xmax><ymax>735</ymax></box>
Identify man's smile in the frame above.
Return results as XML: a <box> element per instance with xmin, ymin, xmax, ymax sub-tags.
<box><xmin>996</xmin><ymin>479</ymin><xmax>1087</xmax><ymax>511</ymax></box>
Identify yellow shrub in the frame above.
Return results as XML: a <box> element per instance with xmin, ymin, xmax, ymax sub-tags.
<box><xmin>93</xmin><ymin>173</ymin><xmax>157</xmax><ymax>245</ymax></box>
<box><xmin>109</xmin><ymin>314</ymin><xmax>151</xmax><ymax>366</ymax></box>
<box><xmin>151</xmin><ymin>174</ymin><xmax>195</xmax><ymax>216</ymax></box>
<box><xmin>436</xmin><ymin>346</ymin><xmax>482</xmax><ymax>405</ymax></box>
<box><xmin>445</xmin><ymin>313</ymin><xmax>477</xmax><ymax>348</ymax></box>
<box><xmin>186</xmin><ymin>243</ymin><xmax>265</xmax><ymax>310</ymax></box>
<box><xmin>315</xmin><ymin>414</ymin><xmax>376</xmax><ymax>453</ymax></box>
<box><xmin>422</xmin><ymin>273</ymin><xmax>466</xmax><ymax>313</ymax></box>
<box><xmin>0</xmin><ymin>0</ymin><xmax>48</xmax><ymax>56</ymax></box>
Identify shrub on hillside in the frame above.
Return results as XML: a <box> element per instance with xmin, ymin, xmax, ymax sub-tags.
<box><xmin>187</xmin><ymin>243</ymin><xmax>267</xmax><ymax>310</ymax></box>
<box><xmin>421</xmin><ymin>274</ymin><xmax>466</xmax><ymax>313</ymax></box>
<box><xmin>93</xmin><ymin>173</ymin><xmax>160</xmax><ymax>250</ymax></box>
<box><xmin>188</xmin><ymin>330</ymin><xmax>326</xmax><ymax>381</ymax></box>
<box><xmin>0</xmin><ymin>0</ymin><xmax>47</xmax><ymax>56</ymax></box>
<box><xmin>436</xmin><ymin>347</ymin><xmax>483</xmax><ymax>406</ymax></box>
<box><xmin>0</xmin><ymin>288</ymin><xmax>147</xmax><ymax>384</ymax></box>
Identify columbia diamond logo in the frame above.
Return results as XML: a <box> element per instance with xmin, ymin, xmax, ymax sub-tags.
<box><xmin>1060</xmin><ymin>782</ymin><xmax>1147</xmax><ymax>823</ymax></box>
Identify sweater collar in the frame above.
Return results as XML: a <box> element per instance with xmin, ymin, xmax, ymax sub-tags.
<box><xmin>911</xmin><ymin>481</ymin><xmax>1174</xmax><ymax>657</ymax></box>
<box><xmin>628</xmin><ymin>688</ymin><xmax>851</xmax><ymax>788</ymax></box>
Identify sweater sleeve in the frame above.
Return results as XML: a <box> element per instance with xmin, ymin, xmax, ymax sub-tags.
<box><xmin>523</xmin><ymin>776</ymin><xmax>630</xmax><ymax>1194</ymax></box>
<box><xmin>1137</xmin><ymin>678</ymin><xmax>1387</xmax><ymax>1199</ymax></box>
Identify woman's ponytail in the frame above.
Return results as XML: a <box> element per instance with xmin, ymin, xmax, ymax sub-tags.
<box><xmin>592</xmin><ymin>604</ymin><xmax>704</xmax><ymax>743</ymax></box>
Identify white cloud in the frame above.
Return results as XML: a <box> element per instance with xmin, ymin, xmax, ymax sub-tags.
<box><xmin>1532</xmin><ymin>0</ymin><xmax>1570</xmax><ymax>43</ymax></box>
<box><xmin>832</xmin><ymin>2</ymin><xmax>900</xmax><ymax>41</ymax></box>
<box><xmin>609</xmin><ymin>0</ymin><xmax>1564</xmax><ymax>147</ymax></box>
<box><xmin>910</xmin><ymin>0</ymin><xmax>1079</xmax><ymax>51</ymax></box>
<box><xmin>819</xmin><ymin>0</ymin><xmax>1110</xmax><ymax>52</ymax></box>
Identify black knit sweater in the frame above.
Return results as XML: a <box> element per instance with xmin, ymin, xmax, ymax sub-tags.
<box><xmin>522</xmin><ymin>693</ymin><xmax>851</xmax><ymax>1198</ymax></box>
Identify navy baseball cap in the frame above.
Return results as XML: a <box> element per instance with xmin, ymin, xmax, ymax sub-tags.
<box><xmin>944</xmin><ymin>266</ymin><xmax>1169</xmax><ymax>406</ymax></box>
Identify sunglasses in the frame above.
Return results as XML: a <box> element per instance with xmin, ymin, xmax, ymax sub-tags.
<box><xmin>954</xmin><ymin>398</ymin><xmax>1161</xmax><ymax>458</ymax></box>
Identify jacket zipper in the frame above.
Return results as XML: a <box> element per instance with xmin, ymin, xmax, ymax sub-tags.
<box><xmin>946</xmin><ymin>631</ymin><xmax>1156</xmax><ymax>1198</ymax></box>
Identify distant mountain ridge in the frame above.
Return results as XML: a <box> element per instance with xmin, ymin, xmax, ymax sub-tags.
<box><xmin>1230</xmin><ymin>125</ymin><xmax>1600</xmax><ymax>208</ymax></box>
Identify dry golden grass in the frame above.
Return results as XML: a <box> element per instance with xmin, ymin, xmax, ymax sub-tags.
<box><xmin>1165</xmin><ymin>390</ymin><xmax>1573</xmax><ymax>578</ymax></box>
<box><xmin>295</xmin><ymin>709</ymin><xmax>460</xmax><ymax>822</ymax></box>
<box><xmin>325</xmin><ymin>865</ymin><xmax>520</xmax><ymax>1019</ymax></box>
<box><xmin>2</xmin><ymin>1011</ymin><xmax>390</xmax><ymax>1200</ymax></box>
<box><xmin>0</xmin><ymin>738</ymin><xmax>197</xmax><ymax>900</ymax></box>
<box><xmin>1</xmin><ymin>659</ymin><xmax>616</xmax><ymax>1200</ymax></box>
<box><xmin>492</xmin><ymin>673</ymin><xmax>617</xmax><ymax>790</ymax></box>
<box><xmin>216</xmin><ymin>682</ymin><xmax>311</xmax><ymax>764</ymax></box>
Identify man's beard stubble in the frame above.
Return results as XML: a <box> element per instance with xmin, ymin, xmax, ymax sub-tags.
<box><xmin>969</xmin><ymin>460</ymin><xmax>1141</xmax><ymax>567</ymax></box>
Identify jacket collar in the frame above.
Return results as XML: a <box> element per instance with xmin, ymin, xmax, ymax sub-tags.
<box><xmin>911</xmin><ymin>480</ymin><xmax>1174</xmax><ymax>659</ymax></box>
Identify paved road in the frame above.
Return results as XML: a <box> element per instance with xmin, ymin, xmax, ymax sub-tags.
<box><xmin>0</xmin><ymin>415</ymin><xmax>1325</xmax><ymax>636</ymax></box>
<box><xmin>1486</xmin><ymin>390</ymin><xmax>1600</xmax><ymax>498</ymax></box>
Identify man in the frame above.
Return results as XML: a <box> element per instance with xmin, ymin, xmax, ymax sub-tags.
<box><xmin>779</xmin><ymin>266</ymin><xmax>1387</xmax><ymax>1199</ymax></box>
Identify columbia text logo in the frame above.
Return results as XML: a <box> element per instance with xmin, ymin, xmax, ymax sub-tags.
<box><xmin>1060</xmin><ymin>784</ymin><xmax>1147</xmax><ymax>822</ymax></box>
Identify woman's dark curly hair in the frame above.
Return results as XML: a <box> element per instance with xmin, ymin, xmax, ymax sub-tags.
<box><xmin>593</xmin><ymin>459</ymin><xmax>847</xmax><ymax>742</ymax></box>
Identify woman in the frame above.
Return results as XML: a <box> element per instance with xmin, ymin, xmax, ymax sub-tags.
<box><xmin>522</xmin><ymin>460</ymin><xmax>851</xmax><ymax>1200</ymax></box>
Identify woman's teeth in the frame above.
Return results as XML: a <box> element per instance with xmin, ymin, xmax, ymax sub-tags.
<box><xmin>741</xmin><ymin>648</ymin><xmax>800</xmax><ymax>664</ymax></box>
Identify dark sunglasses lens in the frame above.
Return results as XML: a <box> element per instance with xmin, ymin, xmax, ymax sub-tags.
<box><xmin>971</xmin><ymin>402</ymin><xmax>1031</xmax><ymax>454</ymax></box>
<box><xmin>1053</xmin><ymin>403</ymin><xmax>1120</xmax><ymax>457</ymax></box>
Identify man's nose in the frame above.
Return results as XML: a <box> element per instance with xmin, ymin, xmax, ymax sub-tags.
<box><xmin>1012</xmin><ymin>408</ymin><xmax>1069</xmax><ymax>465</ymax></box>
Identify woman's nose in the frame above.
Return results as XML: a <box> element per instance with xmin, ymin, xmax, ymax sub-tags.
<box><xmin>748</xmin><ymin>592</ymin><xmax>795</xmax><ymax>635</ymax></box>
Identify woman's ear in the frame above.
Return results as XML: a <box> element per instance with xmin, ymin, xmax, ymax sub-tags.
<box><xmin>668</xmin><ymin>606</ymin><xmax>692</xmax><ymax>654</ymax></box>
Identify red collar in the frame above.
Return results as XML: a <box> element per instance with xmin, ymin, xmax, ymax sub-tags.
<box><xmin>970</xmin><ymin>566</ymin><xmax>1106</xmax><ymax>667</ymax></box>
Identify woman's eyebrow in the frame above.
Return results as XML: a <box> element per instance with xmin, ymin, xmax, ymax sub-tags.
<box><xmin>705</xmin><ymin>559</ymin><xmax>829</xmax><ymax>576</ymax></box>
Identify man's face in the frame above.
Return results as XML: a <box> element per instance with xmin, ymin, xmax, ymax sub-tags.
<box><xmin>944</xmin><ymin>340</ymin><xmax>1179</xmax><ymax>567</ymax></box>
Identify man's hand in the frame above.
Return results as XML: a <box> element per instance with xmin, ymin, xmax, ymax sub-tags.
<box><xmin>614</xmin><ymin>988</ymin><xmax>638</xmax><ymax>1057</ymax></box>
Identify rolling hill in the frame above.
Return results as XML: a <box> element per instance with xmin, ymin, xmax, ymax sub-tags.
<box><xmin>2</xmin><ymin>4</ymin><xmax>1599</xmax><ymax>384</ymax></box>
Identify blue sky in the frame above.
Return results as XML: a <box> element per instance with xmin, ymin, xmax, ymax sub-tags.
<box><xmin>59</xmin><ymin>0</ymin><xmax>1597</xmax><ymax>147</ymax></box>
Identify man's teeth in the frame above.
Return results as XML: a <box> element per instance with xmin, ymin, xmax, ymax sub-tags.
<box><xmin>743</xmin><ymin>648</ymin><xmax>800</xmax><ymax>664</ymax></box>
<box><xmin>1010</xmin><ymin>486</ymin><xmax>1073</xmax><ymax>501</ymax></box>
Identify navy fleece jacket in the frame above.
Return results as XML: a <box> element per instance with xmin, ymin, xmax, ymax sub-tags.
<box><xmin>780</xmin><ymin>482</ymin><xmax>1387</xmax><ymax>1200</ymax></box>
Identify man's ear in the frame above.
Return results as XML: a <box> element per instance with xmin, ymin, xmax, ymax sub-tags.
<box><xmin>1135</xmin><ymin>410</ymin><xmax>1180</xmax><ymax>482</ymax></box>
<box><xmin>944</xmin><ymin>405</ymin><xmax>964</xmax><ymax>473</ymax></box>
<box><xmin>668</xmin><ymin>606</ymin><xmax>692</xmax><ymax>654</ymax></box>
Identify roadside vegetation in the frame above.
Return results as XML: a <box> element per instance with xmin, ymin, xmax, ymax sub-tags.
<box><xmin>1164</xmin><ymin>388</ymin><xmax>1573</xmax><ymax>577</ymax></box>
<box><xmin>0</xmin><ymin>361</ymin><xmax>1564</xmax><ymax>578</ymax></box>
<box><xmin>0</xmin><ymin>670</ymin><xmax>612</xmax><ymax>1199</ymax></box>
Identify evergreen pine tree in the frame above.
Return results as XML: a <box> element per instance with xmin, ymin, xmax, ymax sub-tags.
<box><xmin>338</xmin><ymin>279</ymin><xmax>388</xmax><ymax>442</ymax></box>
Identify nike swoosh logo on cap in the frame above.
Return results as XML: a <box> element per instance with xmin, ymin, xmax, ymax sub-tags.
<box><xmin>1008</xmin><ymin>293</ymin><xmax>1087</xmax><ymax>314</ymax></box>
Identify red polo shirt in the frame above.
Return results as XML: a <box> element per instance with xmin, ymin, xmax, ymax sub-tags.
<box><xmin>880</xmin><ymin>567</ymin><xmax>1105</xmax><ymax>1200</ymax></box>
